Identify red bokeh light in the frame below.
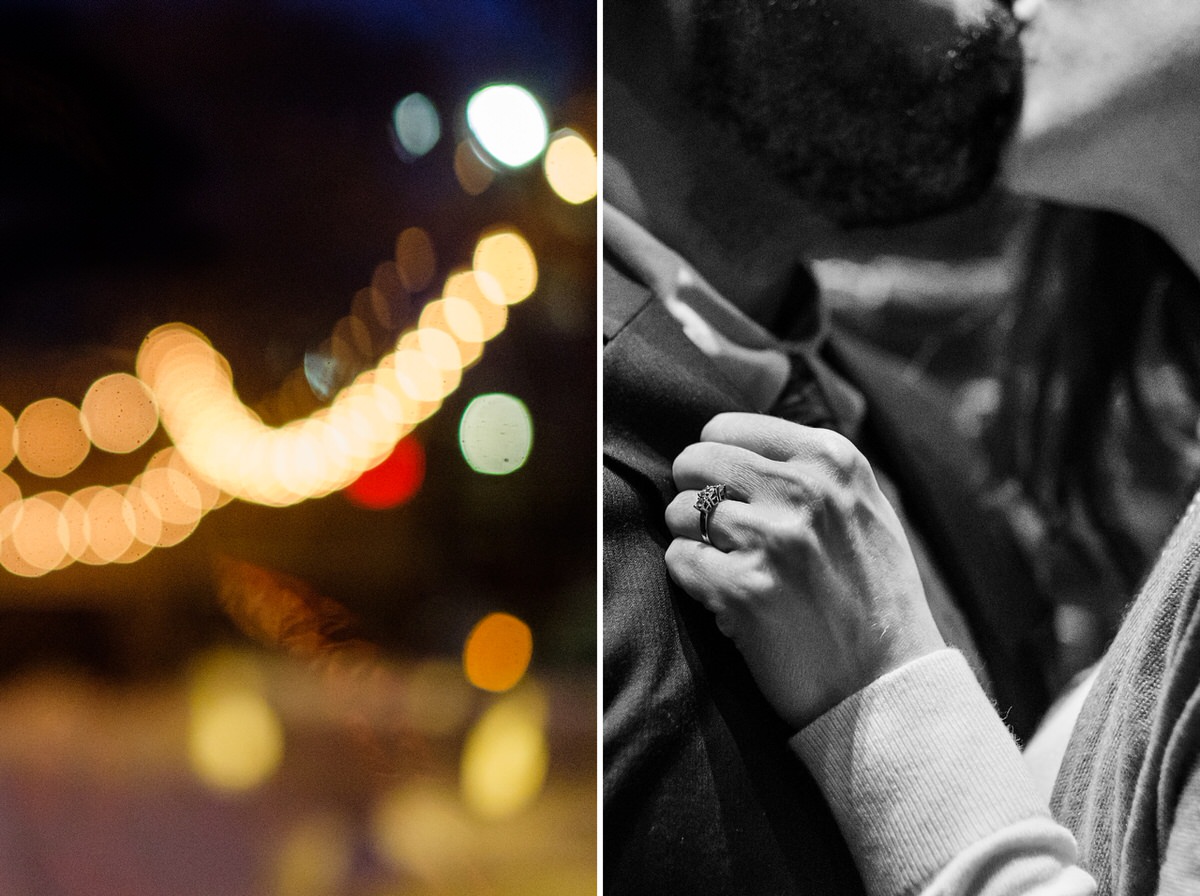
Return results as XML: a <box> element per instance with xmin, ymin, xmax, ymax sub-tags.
<box><xmin>344</xmin><ymin>437</ymin><xmax>426</xmax><ymax>510</ymax></box>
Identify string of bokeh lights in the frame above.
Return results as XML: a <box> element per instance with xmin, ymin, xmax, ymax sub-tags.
<box><xmin>0</xmin><ymin>83</ymin><xmax>595</xmax><ymax>578</ymax></box>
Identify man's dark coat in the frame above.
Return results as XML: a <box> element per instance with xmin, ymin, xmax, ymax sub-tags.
<box><xmin>602</xmin><ymin>254</ymin><xmax>1056</xmax><ymax>893</ymax></box>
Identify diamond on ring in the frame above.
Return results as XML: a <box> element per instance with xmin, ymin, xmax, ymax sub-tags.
<box><xmin>695</xmin><ymin>483</ymin><xmax>728</xmax><ymax>546</ymax></box>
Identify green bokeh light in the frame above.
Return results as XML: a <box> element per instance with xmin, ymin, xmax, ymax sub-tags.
<box><xmin>459</xmin><ymin>393</ymin><xmax>533</xmax><ymax>475</ymax></box>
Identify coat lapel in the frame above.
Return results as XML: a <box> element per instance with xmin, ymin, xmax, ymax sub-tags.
<box><xmin>603</xmin><ymin>257</ymin><xmax>754</xmax><ymax>503</ymax></box>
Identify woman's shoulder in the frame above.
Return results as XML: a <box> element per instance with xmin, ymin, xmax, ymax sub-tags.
<box><xmin>1052</xmin><ymin>488</ymin><xmax>1200</xmax><ymax>893</ymax></box>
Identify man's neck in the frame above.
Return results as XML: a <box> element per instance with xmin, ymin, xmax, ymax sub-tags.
<box><xmin>604</xmin><ymin>76</ymin><xmax>838</xmax><ymax>326</ymax></box>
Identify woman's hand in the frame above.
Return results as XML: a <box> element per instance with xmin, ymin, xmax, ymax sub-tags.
<box><xmin>665</xmin><ymin>412</ymin><xmax>945</xmax><ymax>730</ymax></box>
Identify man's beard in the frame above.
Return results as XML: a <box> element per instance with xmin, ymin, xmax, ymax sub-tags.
<box><xmin>689</xmin><ymin>0</ymin><xmax>1023</xmax><ymax>227</ymax></box>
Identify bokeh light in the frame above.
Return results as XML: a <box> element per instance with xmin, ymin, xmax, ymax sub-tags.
<box><xmin>392</xmin><ymin>92</ymin><xmax>441</xmax><ymax>160</ymax></box>
<box><xmin>370</xmin><ymin>261</ymin><xmax>410</xmax><ymax>330</ymax></box>
<box><xmin>117</xmin><ymin>484</ymin><xmax>162</xmax><ymax>561</ymax></box>
<box><xmin>420</xmin><ymin>298</ymin><xmax>485</xmax><ymax>366</ymax></box>
<box><xmin>80</xmin><ymin>372</ymin><xmax>159</xmax><ymax>454</ymax></box>
<box><xmin>0</xmin><ymin>147</ymin><xmax>540</xmax><ymax>578</ymax></box>
<box><xmin>372</xmin><ymin>780</ymin><xmax>475</xmax><ymax>880</ymax></box>
<box><xmin>303</xmin><ymin>350</ymin><xmax>342</xmax><ymax>402</ymax></box>
<box><xmin>83</xmin><ymin>487</ymin><xmax>136</xmax><ymax>563</ymax></box>
<box><xmin>132</xmin><ymin>287</ymin><xmax>512</xmax><ymax>508</ymax></box>
<box><xmin>0</xmin><ymin>406</ymin><xmax>15</xmax><ymax>471</ymax></box>
<box><xmin>15</xmin><ymin>398</ymin><xmax>91</xmax><ymax>478</ymax></box>
<box><xmin>0</xmin><ymin>500</ymin><xmax>44</xmax><ymax>578</ymax></box>
<box><xmin>0</xmin><ymin>472</ymin><xmax>20</xmax><ymax>510</ymax></box>
<box><xmin>10</xmin><ymin>496</ymin><xmax>67</xmax><ymax>573</ymax></box>
<box><xmin>466</xmin><ymin>84</ymin><xmax>549</xmax><ymax>169</ymax></box>
<box><xmin>395</xmin><ymin>226</ymin><xmax>436</xmax><ymax>293</ymax></box>
<box><xmin>442</xmin><ymin>271</ymin><xmax>508</xmax><ymax>341</ymax></box>
<box><xmin>543</xmin><ymin>129</ymin><xmax>597</xmax><ymax>204</ymax></box>
<box><xmin>473</xmin><ymin>229</ymin><xmax>538</xmax><ymax>305</ymax></box>
<box><xmin>273</xmin><ymin>814</ymin><xmax>353</xmax><ymax>896</ymax></box>
<box><xmin>463</xmin><ymin>612</ymin><xmax>533</xmax><ymax>692</ymax></box>
<box><xmin>460</xmin><ymin>685</ymin><xmax>549</xmax><ymax>819</ymax></box>
<box><xmin>187</xmin><ymin>652</ymin><xmax>284</xmax><ymax>792</ymax></box>
<box><xmin>459</xmin><ymin>393</ymin><xmax>533</xmax><ymax>475</ymax></box>
<box><xmin>454</xmin><ymin>140</ymin><xmax>495</xmax><ymax>196</ymax></box>
<box><xmin>343</xmin><ymin>435</ymin><xmax>425</xmax><ymax>509</ymax></box>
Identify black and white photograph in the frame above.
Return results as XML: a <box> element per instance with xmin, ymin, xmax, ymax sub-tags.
<box><xmin>602</xmin><ymin>0</ymin><xmax>1200</xmax><ymax>893</ymax></box>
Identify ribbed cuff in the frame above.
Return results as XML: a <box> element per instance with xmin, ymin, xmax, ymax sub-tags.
<box><xmin>791</xmin><ymin>649</ymin><xmax>1050</xmax><ymax>896</ymax></box>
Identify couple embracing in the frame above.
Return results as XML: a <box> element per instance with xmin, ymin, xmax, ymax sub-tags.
<box><xmin>603</xmin><ymin>1</ymin><xmax>1200</xmax><ymax>894</ymax></box>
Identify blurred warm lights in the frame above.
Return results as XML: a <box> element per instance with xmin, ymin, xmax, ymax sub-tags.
<box><xmin>392</xmin><ymin>92</ymin><xmax>441</xmax><ymax>160</ymax></box>
<box><xmin>466</xmin><ymin>84</ymin><xmax>549</xmax><ymax>169</ymax></box>
<box><xmin>543</xmin><ymin>129</ymin><xmax>597</xmax><ymax>204</ymax></box>
<box><xmin>463</xmin><ymin>612</ymin><xmax>533</xmax><ymax>693</ymax></box>
<box><xmin>0</xmin><ymin>472</ymin><xmax>20</xmax><ymax>509</ymax></box>
<box><xmin>10</xmin><ymin>496</ymin><xmax>67</xmax><ymax>572</ymax></box>
<box><xmin>15</xmin><ymin>397</ymin><xmax>91</xmax><ymax>478</ymax></box>
<box><xmin>373</xmin><ymin>780</ymin><xmax>476</xmax><ymax>879</ymax></box>
<box><xmin>82</xmin><ymin>487</ymin><xmax>135</xmax><ymax>563</ymax></box>
<box><xmin>419</xmin><ymin>299</ymin><xmax>485</xmax><ymax>366</ymax></box>
<box><xmin>442</xmin><ymin>270</ymin><xmax>508</xmax><ymax>341</ymax></box>
<box><xmin>139</xmin><ymin>227</ymin><xmax>529</xmax><ymax>508</ymax></box>
<box><xmin>460</xmin><ymin>685</ymin><xmax>550</xmax><ymax>819</ymax></box>
<box><xmin>369</xmin><ymin>261</ymin><xmax>409</xmax><ymax>331</ymax></box>
<box><xmin>0</xmin><ymin>174</ymin><xmax>541</xmax><ymax>574</ymax></box>
<box><xmin>395</xmin><ymin>226</ymin><xmax>437</xmax><ymax>293</ymax></box>
<box><xmin>187</xmin><ymin>651</ymin><xmax>284</xmax><ymax>792</ymax></box>
<box><xmin>459</xmin><ymin>393</ymin><xmax>534</xmax><ymax>476</ymax></box>
<box><xmin>80</xmin><ymin>372</ymin><xmax>160</xmax><ymax>453</ymax></box>
<box><xmin>0</xmin><ymin>406</ymin><xmax>14</xmax><ymax>471</ymax></box>
<box><xmin>474</xmin><ymin>230</ymin><xmax>538</xmax><ymax>305</ymax></box>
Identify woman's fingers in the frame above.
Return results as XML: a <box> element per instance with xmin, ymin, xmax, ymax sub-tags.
<box><xmin>664</xmin><ymin>537</ymin><xmax>740</xmax><ymax>631</ymax></box>
<box><xmin>700</xmin><ymin>412</ymin><xmax>812</xmax><ymax>462</ymax></box>
<box><xmin>701</xmin><ymin>412</ymin><xmax>866</xmax><ymax>478</ymax></box>
<box><xmin>670</xmin><ymin>440</ymin><xmax>765</xmax><ymax>494</ymax></box>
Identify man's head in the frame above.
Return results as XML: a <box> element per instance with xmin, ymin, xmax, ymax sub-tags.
<box><xmin>607</xmin><ymin>0</ymin><xmax>1023</xmax><ymax>227</ymax></box>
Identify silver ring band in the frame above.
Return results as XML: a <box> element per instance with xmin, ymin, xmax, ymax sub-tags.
<box><xmin>694</xmin><ymin>484</ymin><xmax>728</xmax><ymax>546</ymax></box>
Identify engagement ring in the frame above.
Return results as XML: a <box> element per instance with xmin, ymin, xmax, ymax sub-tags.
<box><xmin>694</xmin><ymin>484</ymin><xmax>728</xmax><ymax>546</ymax></box>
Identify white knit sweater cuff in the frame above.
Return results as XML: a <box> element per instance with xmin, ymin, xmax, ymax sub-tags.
<box><xmin>791</xmin><ymin>649</ymin><xmax>1051</xmax><ymax>896</ymax></box>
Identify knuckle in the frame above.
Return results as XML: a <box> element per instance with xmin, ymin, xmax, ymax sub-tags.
<box><xmin>733</xmin><ymin>549</ymin><xmax>779</xmax><ymax>600</ymax></box>
<box><xmin>815</xmin><ymin>430</ymin><xmax>864</xmax><ymax>483</ymax></box>
<box><xmin>671</xmin><ymin>443</ymin><xmax>703</xmax><ymax>482</ymax></box>
<box><xmin>700</xmin><ymin>411</ymin><xmax>744</xmax><ymax>442</ymax></box>
<box><xmin>744</xmin><ymin>563</ymin><xmax>779</xmax><ymax>599</ymax></box>
<box><xmin>755</xmin><ymin>505</ymin><xmax>813</xmax><ymax>554</ymax></box>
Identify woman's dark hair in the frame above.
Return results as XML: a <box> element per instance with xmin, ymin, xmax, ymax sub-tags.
<box><xmin>989</xmin><ymin>207</ymin><xmax>1200</xmax><ymax>616</ymax></box>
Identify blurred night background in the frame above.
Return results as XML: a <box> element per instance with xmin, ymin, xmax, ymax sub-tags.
<box><xmin>0</xmin><ymin>1</ymin><xmax>596</xmax><ymax>894</ymax></box>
